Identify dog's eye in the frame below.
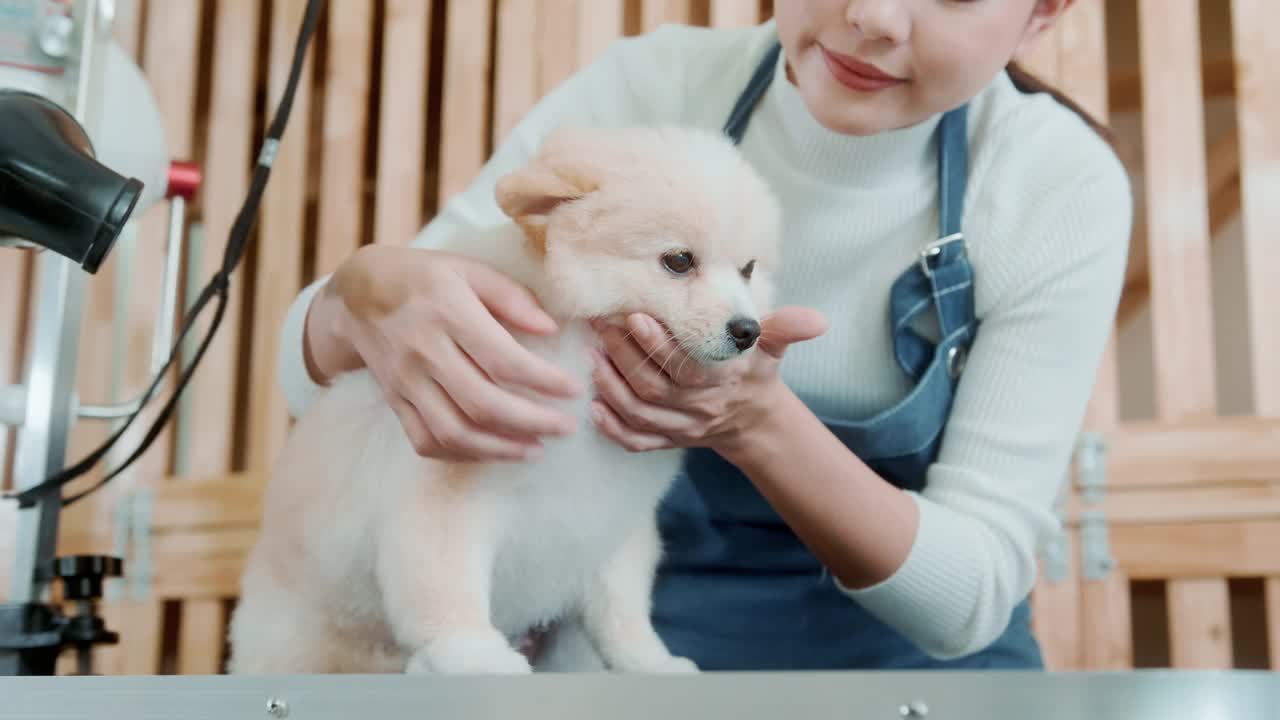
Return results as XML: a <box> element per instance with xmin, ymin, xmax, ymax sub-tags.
<box><xmin>740</xmin><ymin>259</ymin><xmax>755</xmax><ymax>280</ymax></box>
<box><xmin>662</xmin><ymin>251</ymin><xmax>695</xmax><ymax>275</ymax></box>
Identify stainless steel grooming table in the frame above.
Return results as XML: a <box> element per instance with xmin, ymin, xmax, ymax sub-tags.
<box><xmin>3</xmin><ymin>670</ymin><xmax>1277</xmax><ymax>719</ymax></box>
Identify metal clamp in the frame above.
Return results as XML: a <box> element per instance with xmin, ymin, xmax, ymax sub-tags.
<box><xmin>1074</xmin><ymin>432</ymin><xmax>1114</xmax><ymax>580</ymax></box>
<box><xmin>918</xmin><ymin>232</ymin><xmax>964</xmax><ymax>278</ymax></box>
<box><xmin>945</xmin><ymin>345</ymin><xmax>967</xmax><ymax>379</ymax></box>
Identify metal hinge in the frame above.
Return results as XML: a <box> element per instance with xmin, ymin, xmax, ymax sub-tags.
<box><xmin>107</xmin><ymin>488</ymin><xmax>153</xmax><ymax>601</ymax></box>
<box><xmin>1074</xmin><ymin>432</ymin><xmax>1115</xmax><ymax>580</ymax></box>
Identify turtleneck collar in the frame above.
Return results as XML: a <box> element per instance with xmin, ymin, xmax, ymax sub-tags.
<box><xmin>756</xmin><ymin>37</ymin><xmax>942</xmax><ymax>190</ymax></box>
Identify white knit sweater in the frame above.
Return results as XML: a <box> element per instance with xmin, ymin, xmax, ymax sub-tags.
<box><xmin>277</xmin><ymin>21</ymin><xmax>1132</xmax><ymax>660</ymax></box>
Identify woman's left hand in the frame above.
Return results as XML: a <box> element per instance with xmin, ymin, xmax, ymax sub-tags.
<box><xmin>588</xmin><ymin>307</ymin><xmax>827</xmax><ymax>455</ymax></box>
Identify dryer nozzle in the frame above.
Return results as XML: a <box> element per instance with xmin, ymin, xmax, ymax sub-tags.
<box><xmin>0</xmin><ymin>89</ymin><xmax>144</xmax><ymax>274</ymax></box>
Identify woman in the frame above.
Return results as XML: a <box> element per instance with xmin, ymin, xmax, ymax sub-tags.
<box><xmin>278</xmin><ymin>0</ymin><xmax>1131</xmax><ymax>670</ymax></box>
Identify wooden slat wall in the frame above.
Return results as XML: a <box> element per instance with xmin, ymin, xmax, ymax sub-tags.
<box><xmin>1230</xmin><ymin>0</ymin><xmax>1280</xmax><ymax>671</ymax></box>
<box><xmin>3</xmin><ymin>0</ymin><xmax>1278</xmax><ymax>675</ymax></box>
<box><xmin>1137</xmin><ymin>0</ymin><xmax>1231</xmax><ymax>669</ymax></box>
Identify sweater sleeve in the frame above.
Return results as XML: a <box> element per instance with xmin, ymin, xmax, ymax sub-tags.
<box><xmin>276</xmin><ymin>28</ymin><xmax>696</xmax><ymax>419</ymax></box>
<box><xmin>834</xmin><ymin>125</ymin><xmax>1133</xmax><ymax>659</ymax></box>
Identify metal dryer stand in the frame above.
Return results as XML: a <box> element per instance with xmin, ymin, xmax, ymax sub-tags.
<box><xmin>0</xmin><ymin>0</ymin><xmax>196</xmax><ymax>676</ymax></box>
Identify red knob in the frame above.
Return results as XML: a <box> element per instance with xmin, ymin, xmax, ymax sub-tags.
<box><xmin>166</xmin><ymin>160</ymin><xmax>202</xmax><ymax>200</ymax></box>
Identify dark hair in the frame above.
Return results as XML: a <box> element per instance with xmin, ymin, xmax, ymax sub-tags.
<box><xmin>1005</xmin><ymin>61</ymin><xmax>1115</xmax><ymax>146</ymax></box>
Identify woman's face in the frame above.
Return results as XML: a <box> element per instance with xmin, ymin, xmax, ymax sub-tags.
<box><xmin>773</xmin><ymin>0</ymin><xmax>1072</xmax><ymax>135</ymax></box>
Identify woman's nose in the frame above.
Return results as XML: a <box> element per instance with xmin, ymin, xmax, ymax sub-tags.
<box><xmin>845</xmin><ymin>0</ymin><xmax>910</xmax><ymax>46</ymax></box>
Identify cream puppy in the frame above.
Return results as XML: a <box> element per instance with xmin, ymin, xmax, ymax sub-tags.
<box><xmin>226</xmin><ymin>124</ymin><xmax>781</xmax><ymax>675</ymax></box>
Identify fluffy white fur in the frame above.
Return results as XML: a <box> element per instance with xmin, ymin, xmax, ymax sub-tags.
<box><xmin>225</xmin><ymin>125</ymin><xmax>781</xmax><ymax>675</ymax></box>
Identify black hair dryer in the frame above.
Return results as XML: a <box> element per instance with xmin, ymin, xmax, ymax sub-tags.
<box><xmin>0</xmin><ymin>88</ymin><xmax>144</xmax><ymax>274</ymax></box>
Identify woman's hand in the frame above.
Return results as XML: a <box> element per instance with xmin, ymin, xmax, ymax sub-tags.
<box><xmin>588</xmin><ymin>307</ymin><xmax>827</xmax><ymax>456</ymax></box>
<box><xmin>304</xmin><ymin>244</ymin><xmax>584</xmax><ymax>462</ymax></box>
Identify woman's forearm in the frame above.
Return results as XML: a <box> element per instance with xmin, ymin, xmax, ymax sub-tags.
<box><xmin>717</xmin><ymin>384</ymin><xmax>919</xmax><ymax>589</ymax></box>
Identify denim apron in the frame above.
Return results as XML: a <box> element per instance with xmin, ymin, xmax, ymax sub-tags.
<box><xmin>650</xmin><ymin>41</ymin><xmax>1044</xmax><ymax>671</ymax></box>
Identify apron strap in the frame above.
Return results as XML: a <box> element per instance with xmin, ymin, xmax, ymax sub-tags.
<box><xmin>936</xmin><ymin>103</ymin><xmax>968</xmax><ymax>242</ymax></box>
<box><xmin>723</xmin><ymin>42</ymin><xmax>783</xmax><ymax>145</ymax></box>
<box><xmin>890</xmin><ymin>105</ymin><xmax>976</xmax><ymax>383</ymax></box>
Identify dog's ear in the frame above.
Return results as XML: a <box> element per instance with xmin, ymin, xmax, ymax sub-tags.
<box><xmin>494</xmin><ymin>128</ymin><xmax>602</xmax><ymax>255</ymax></box>
<box><xmin>494</xmin><ymin>162</ymin><xmax>587</xmax><ymax>222</ymax></box>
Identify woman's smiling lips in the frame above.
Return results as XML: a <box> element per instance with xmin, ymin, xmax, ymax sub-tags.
<box><xmin>819</xmin><ymin>45</ymin><xmax>906</xmax><ymax>92</ymax></box>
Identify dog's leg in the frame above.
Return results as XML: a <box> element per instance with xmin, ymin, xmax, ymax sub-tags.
<box><xmin>530</xmin><ymin>616</ymin><xmax>607</xmax><ymax>672</ymax></box>
<box><xmin>377</xmin><ymin>476</ymin><xmax>531</xmax><ymax>675</ymax></box>
<box><xmin>582</xmin><ymin>518</ymin><xmax>698</xmax><ymax>673</ymax></box>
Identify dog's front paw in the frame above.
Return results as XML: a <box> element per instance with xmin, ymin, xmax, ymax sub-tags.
<box><xmin>405</xmin><ymin>628</ymin><xmax>533</xmax><ymax>675</ymax></box>
<box><xmin>609</xmin><ymin>652</ymin><xmax>700</xmax><ymax>674</ymax></box>
<box><xmin>644</xmin><ymin>655</ymin><xmax>699</xmax><ymax>674</ymax></box>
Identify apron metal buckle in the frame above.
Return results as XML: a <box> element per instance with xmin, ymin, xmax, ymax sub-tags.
<box><xmin>946</xmin><ymin>344</ymin><xmax>967</xmax><ymax>378</ymax></box>
<box><xmin>918</xmin><ymin>232</ymin><xmax>965</xmax><ymax>278</ymax></box>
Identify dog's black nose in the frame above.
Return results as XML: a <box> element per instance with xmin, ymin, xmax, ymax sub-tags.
<box><xmin>727</xmin><ymin>317</ymin><xmax>761</xmax><ymax>351</ymax></box>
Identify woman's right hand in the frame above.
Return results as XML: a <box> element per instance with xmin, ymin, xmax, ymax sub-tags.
<box><xmin>303</xmin><ymin>244</ymin><xmax>583</xmax><ymax>462</ymax></box>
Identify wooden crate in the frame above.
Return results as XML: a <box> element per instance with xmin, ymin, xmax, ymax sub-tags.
<box><xmin>1025</xmin><ymin>0</ymin><xmax>1280</xmax><ymax>672</ymax></box>
<box><xmin>1</xmin><ymin>0</ymin><xmax>1276</xmax><ymax>675</ymax></box>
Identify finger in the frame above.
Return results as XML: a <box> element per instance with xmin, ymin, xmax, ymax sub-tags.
<box><xmin>449</xmin><ymin>295</ymin><xmax>584</xmax><ymax>399</ymax></box>
<box><xmin>432</xmin><ymin>337</ymin><xmax>578</xmax><ymax>439</ymax></box>
<box><xmin>758</xmin><ymin>306</ymin><xmax>829</xmax><ymax>359</ymax></box>
<box><xmin>388</xmin><ymin>394</ymin><xmax>433</xmax><ymax>455</ymax></box>
<box><xmin>462</xmin><ymin>261</ymin><xmax>559</xmax><ymax>335</ymax></box>
<box><xmin>590</xmin><ymin>400</ymin><xmax>673</xmax><ymax>453</ymax></box>
<box><xmin>590</xmin><ymin>346</ymin><xmax>689</xmax><ymax>434</ymax></box>
<box><xmin>622</xmin><ymin>313</ymin><xmax>716</xmax><ymax>388</ymax></box>
<box><xmin>599</xmin><ymin>323</ymin><xmax>677</xmax><ymax>403</ymax></box>
<box><xmin>407</xmin><ymin>378</ymin><xmax>547</xmax><ymax>462</ymax></box>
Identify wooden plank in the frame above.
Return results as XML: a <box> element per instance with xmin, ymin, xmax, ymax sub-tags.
<box><xmin>372</xmin><ymin>0</ymin><xmax>431</xmax><ymax>246</ymax></box>
<box><xmin>150</xmin><ymin>527</ymin><xmax>258</xmax><ymax>598</ymax></box>
<box><xmin>1110</xmin><ymin>519</ymin><xmax>1280</xmax><ymax>579</ymax></box>
<box><xmin>1138</xmin><ymin>0</ymin><xmax>1228</xmax><ymax>670</ymax></box>
<box><xmin>1066</xmin><ymin>482</ymin><xmax>1280</xmax><ymax>526</ymax></box>
<box><xmin>1137</xmin><ymin>0</ymin><xmax>1217</xmax><ymax>420</ymax></box>
<box><xmin>577</xmin><ymin>0</ymin><xmax>625</xmax><ymax>65</ymax></box>
<box><xmin>1056</xmin><ymin>0</ymin><xmax>1109</xmax><ymax>121</ymax></box>
<box><xmin>315</xmin><ymin>0</ymin><xmax>374</xmax><ymax>271</ymax></box>
<box><xmin>102</xmin><ymin>599</ymin><xmax>165</xmax><ymax>675</ymax></box>
<box><xmin>1232</xmin><ymin>0</ymin><xmax>1280</xmax><ymax>674</ymax></box>
<box><xmin>492</xmin><ymin>0</ymin><xmax>539</xmax><ymax>146</ymax></box>
<box><xmin>186</xmin><ymin>0</ymin><xmax>259</xmax><ymax>478</ymax></box>
<box><xmin>1080</xmin><ymin>571</ymin><xmax>1133</xmax><ymax>669</ymax></box>
<box><xmin>538</xmin><ymin>0</ymin><xmax>579</xmax><ymax>95</ymax></box>
<box><xmin>1266</xmin><ymin>579</ymin><xmax>1280</xmax><ymax>669</ymax></box>
<box><xmin>142</xmin><ymin>471</ymin><xmax>266</xmax><ymax>531</ymax></box>
<box><xmin>247</xmin><ymin>0</ymin><xmax>316</xmax><ymax>470</ymax></box>
<box><xmin>1230</xmin><ymin>0</ymin><xmax>1280</xmax><ymax>416</ymax></box>
<box><xmin>0</xmin><ymin>254</ymin><xmax>30</xmax><ymax>495</ymax></box>
<box><xmin>1116</xmin><ymin>128</ymin><xmax>1241</xmax><ymax>329</ymax></box>
<box><xmin>641</xmin><ymin>0</ymin><xmax>691</xmax><ymax>32</ymax></box>
<box><xmin>1167</xmin><ymin>579</ymin><xmax>1234</xmax><ymax>668</ymax></box>
<box><xmin>178</xmin><ymin>598</ymin><xmax>227</xmax><ymax>674</ymax></box>
<box><xmin>710</xmin><ymin>0</ymin><xmax>758</xmax><ymax>27</ymax></box>
<box><xmin>437</xmin><ymin>0</ymin><xmax>494</xmax><ymax>203</ymax></box>
<box><xmin>1108</xmin><ymin>55</ymin><xmax>1236</xmax><ymax>114</ymax></box>
<box><xmin>1104</xmin><ymin>418</ymin><xmax>1280</xmax><ymax>487</ymax></box>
